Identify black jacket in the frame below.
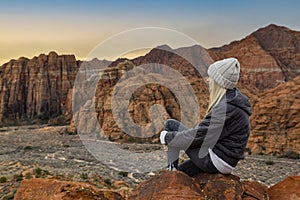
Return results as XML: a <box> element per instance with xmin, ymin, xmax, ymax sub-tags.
<box><xmin>165</xmin><ymin>88</ymin><xmax>252</xmax><ymax>167</ymax></box>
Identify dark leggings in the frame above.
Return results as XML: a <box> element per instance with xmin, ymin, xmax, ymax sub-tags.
<box><xmin>164</xmin><ymin>119</ymin><xmax>218</xmax><ymax>176</ymax></box>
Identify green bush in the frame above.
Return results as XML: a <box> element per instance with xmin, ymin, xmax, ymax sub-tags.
<box><xmin>34</xmin><ymin>168</ymin><xmax>50</xmax><ymax>178</ymax></box>
<box><xmin>3</xmin><ymin>193</ymin><xmax>14</xmax><ymax>200</ymax></box>
<box><xmin>80</xmin><ymin>173</ymin><xmax>88</xmax><ymax>180</ymax></box>
<box><xmin>25</xmin><ymin>173</ymin><xmax>32</xmax><ymax>179</ymax></box>
<box><xmin>0</xmin><ymin>176</ymin><xmax>7</xmax><ymax>183</ymax></box>
<box><xmin>14</xmin><ymin>174</ymin><xmax>23</xmax><ymax>182</ymax></box>
<box><xmin>104</xmin><ymin>178</ymin><xmax>112</xmax><ymax>186</ymax></box>
<box><xmin>265</xmin><ymin>160</ymin><xmax>274</xmax><ymax>165</ymax></box>
<box><xmin>118</xmin><ymin>171</ymin><xmax>128</xmax><ymax>177</ymax></box>
<box><xmin>24</xmin><ymin>146</ymin><xmax>33</xmax><ymax>150</ymax></box>
<box><xmin>35</xmin><ymin>168</ymin><xmax>42</xmax><ymax>176</ymax></box>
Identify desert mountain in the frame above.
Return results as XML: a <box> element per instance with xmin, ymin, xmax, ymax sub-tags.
<box><xmin>208</xmin><ymin>24</ymin><xmax>300</xmax><ymax>90</ymax></box>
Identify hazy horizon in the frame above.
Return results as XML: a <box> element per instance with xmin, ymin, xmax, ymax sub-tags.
<box><xmin>1</xmin><ymin>0</ymin><xmax>300</xmax><ymax>65</ymax></box>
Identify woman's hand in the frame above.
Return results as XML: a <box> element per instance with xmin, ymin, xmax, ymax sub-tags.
<box><xmin>163</xmin><ymin>145</ymin><xmax>168</xmax><ymax>152</ymax></box>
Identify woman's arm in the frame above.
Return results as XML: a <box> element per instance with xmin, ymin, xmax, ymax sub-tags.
<box><xmin>164</xmin><ymin>100</ymin><xmax>227</xmax><ymax>150</ymax></box>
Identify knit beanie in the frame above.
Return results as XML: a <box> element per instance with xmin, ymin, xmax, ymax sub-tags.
<box><xmin>207</xmin><ymin>58</ymin><xmax>240</xmax><ymax>89</ymax></box>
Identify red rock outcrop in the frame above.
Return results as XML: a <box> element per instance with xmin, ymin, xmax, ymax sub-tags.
<box><xmin>0</xmin><ymin>52</ymin><xmax>79</xmax><ymax>125</ymax></box>
<box><xmin>14</xmin><ymin>178</ymin><xmax>124</xmax><ymax>200</ymax></box>
<box><xmin>208</xmin><ymin>24</ymin><xmax>300</xmax><ymax>90</ymax></box>
<box><xmin>248</xmin><ymin>76</ymin><xmax>300</xmax><ymax>155</ymax></box>
<box><xmin>267</xmin><ymin>176</ymin><xmax>300</xmax><ymax>200</ymax></box>
<box><xmin>133</xmin><ymin>44</ymin><xmax>213</xmax><ymax>78</ymax></box>
<box><xmin>13</xmin><ymin>173</ymin><xmax>300</xmax><ymax>200</ymax></box>
<box><xmin>71</xmin><ymin>46</ymin><xmax>212</xmax><ymax>140</ymax></box>
<box><xmin>130</xmin><ymin>171</ymin><xmax>269</xmax><ymax>200</ymax></box>
<box><xmin>130</xmin><ymin>171</ymin><xmax>203</xmax><ymax>200</ymax></box>
<box><xmin>0</xmin><ymin>53</ymin><xmax>110</xmax><ymax>126</ymax></box>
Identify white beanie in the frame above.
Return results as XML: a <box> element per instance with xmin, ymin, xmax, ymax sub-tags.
<box><xmin>207</xmin><ymin>58</ymin><xmax>240</xmax><ymax>89</ymax></box>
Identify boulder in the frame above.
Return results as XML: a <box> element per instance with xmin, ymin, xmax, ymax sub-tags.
<box><xmin>130</xmin><ymin>171</ymin><xmax>269</xmax><ymax>200</ymax></box>
<box><xmin>130</xmin><ymin>171</ymin><xmax>203</xmax><ymax>200</ymax></box>
<box><xmin>195</xmin><ymin>173</ymin><xmax>244</xmax><ymax>199</ymax></box>
<box><xmin>14</xmin><ymin>178</ymin><xmax>124</xmax><ymax>200</ymax></box>
<box><xmin>267</xmin><ymin>176</ymin><xmax>300</xmax><ymax>200</ymax></box>
<box><xmin>242</xmin><ymin>180</ymin><xmax>268</xmax><ymax>200</ymax></box>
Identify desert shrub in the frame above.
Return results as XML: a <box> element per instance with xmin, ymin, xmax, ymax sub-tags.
<box><xmin>104</xmin><ymin>178</ymin><xmax>112</xmax><ymax>186</ymax></box>
<box><xmin>25</xmin><ymin>173</ymin><xmax>32</xmax><ymax>179</ymax></box>
<box><xmin>0</xmin><ymin>176</ymin><xmax>7</xmax><ymax>183</ymax></box>
<box><xmin>24</xmin><ymin>146</ymin><xmax>33</xmax><ymax>150</ymax></box>
<box><xmin>118</xmin><ymin>171</ymin><xmax>128</xmax><ymax>177</ymax></box>
<box><xmin>3</xmin><ymin>193</ymin><xmax>14</xmax><ymax>200</ymax></box>
<box><xmin>34</xmin><ymin>167</ymin><xmax>50</xmax><ymax>178</ymax></box>
<box><xmin>265</xmin><ymin>160</ymin><xmax>274</xmax><ymax>165</ymax></box>
<box><xmin>14</xmin><ymin>174</ymin><xmax>23</xmax><ymax>182</ymax></box>
<box><xmin>80</xmin><ymin>173</ymin><xmax>88</xmax><ymax>179</ymax></box>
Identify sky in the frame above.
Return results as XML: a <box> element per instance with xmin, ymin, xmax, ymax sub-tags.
<box><xmin>1</xmin><ymin>0</ymin><xmax>300</xmax><ymax>65</ymax></box>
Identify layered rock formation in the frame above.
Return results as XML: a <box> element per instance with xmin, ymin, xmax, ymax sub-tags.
<box><xmin>133</xmin><ymin>44</ymin><xmax>213</xmax><ymax>77</ymax></box>
<box><xmin>71</xmin><ymin>43</ymin><xmax>213</xmax><ymax>139</ymax></box>
<box><xmin>208</xmin><ymin>24</ymin><xmax>300</xmax><ymax>90</ymax></box>
<box><xmin>248</xmin><ymin>76</ymin><xmax>300</xmax><ymax>155</ymax></box>
<box><xmin>0</xmin><ymin>53</ymin><xmax>110</xmax><ymax>126</ymax></box>
<box><xmin>72</xmin><ymin>56</ymin><xmax>210</xmax><ymax>141</ymax></box>
<box><xmin>0</xmin><ymin>52</ymin><xmax>79</xmax><ymax>125</ymax></box>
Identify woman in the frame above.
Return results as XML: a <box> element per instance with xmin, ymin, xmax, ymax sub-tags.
<box><xmin>160</xmin><ymin>58</ymin><xmax>252</xmax><ymax>176</ymax></box>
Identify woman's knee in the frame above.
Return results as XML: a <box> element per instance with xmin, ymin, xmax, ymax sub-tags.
<box><xmin>165</xmin><ymin>119</ymin><xmax>180</xmax><ymax>126</ymax></box>
<box><xmin>164</xmin><ymin>119</ymin><xmax>180</xmax><ymax>131</ymax></box>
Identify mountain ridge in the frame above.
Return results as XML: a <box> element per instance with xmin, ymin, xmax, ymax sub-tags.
<box><xmin>0</xmin><ymin>24</ymin><xmax>299</xmax><ymax>155</ymax></box>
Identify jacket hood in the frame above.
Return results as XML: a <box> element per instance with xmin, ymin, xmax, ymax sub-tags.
<box><xmin>226</xmin><ymin>88</ymin><xmax>252</xmax><ymax>116</ymax></box>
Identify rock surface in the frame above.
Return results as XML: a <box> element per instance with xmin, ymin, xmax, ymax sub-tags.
<box><xmin>267</xmin><ymin>176</ymin><xmax>300</xmax><ymax>200</ymax></box>
<box><xmin>130</xmin><ymin>171</ymin><xmax>203</xmax><ymax>200</ymax></box>
<box><xmin>11</xmin><ymin>171</ymin><xmax>300</xmax><ymax>200</ymax></box>
<box><xmin>14</xmin><ymin>178</ymin><xmax>124</xmax><ymax>200</ymax></box>
<box><xmin>248</xmin><ymin>76</ymin><xmax>300</xmax><ymax>155</ymax></box>
<box><xmin>130</xmin><ymin>171</ymin><xmax>271</xmax><ymax>200</ymax></box>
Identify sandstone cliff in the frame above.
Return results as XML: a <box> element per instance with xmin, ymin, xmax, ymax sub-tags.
<box><xmin>72</xmin><ymin>49</ymin><xmax>211</xmax><ymax>141</ymax></box>
<box><xmin>208</xmin><ymin>24</ymin><xmax>300</xmax><ymax>90</ymax></box>
<box><xmin>0</xmin><ymin>52</ymin><xmax>79</xmax><ymax>125</ymax></box>
<box><xmin>248</xmin><ymin>76</ymin><xmax>300</xmax><ymax>155</ymax></box>
<box><xmin>0</xmin><ymin>53</ymin><xmax>110</xmax><ymax>126</ymax></box>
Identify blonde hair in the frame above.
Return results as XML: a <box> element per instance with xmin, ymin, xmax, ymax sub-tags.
<box><xmin>207</xmin><ymin>79</ymin><xmax>227</xmax><ymax>114</ymax></box>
